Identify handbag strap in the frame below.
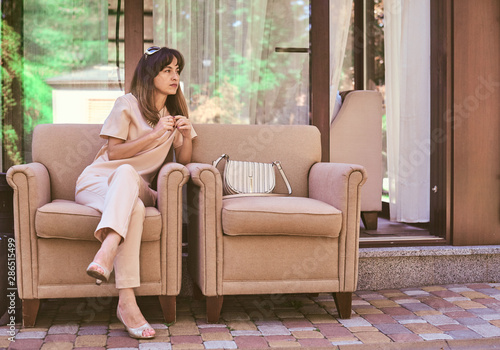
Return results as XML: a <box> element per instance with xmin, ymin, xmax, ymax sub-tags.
<box><xmin>213</xmin><ymin>153</ymin><xmax>229</xmax><ymax>167</ymax></box>
<box><xmin>272</xmin><ymin>161</ymin><xmax>292</xmax><ymax>195</ymax></box>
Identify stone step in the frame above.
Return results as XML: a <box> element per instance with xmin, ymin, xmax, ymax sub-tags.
<box><xmin>358</xmin><ymin>245</ymin><xmax>500</xmax><ymax>290</ymax></box>
<box><xmin>180</xmin><ymin>245</ymin><xmax>500</xmax><ymax>296</ymax></box>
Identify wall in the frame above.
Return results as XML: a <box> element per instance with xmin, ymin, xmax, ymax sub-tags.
<box><xmin>452</xmin><ymin>0</ymin><xmax>500</xmax><ymax>245</ymax></box>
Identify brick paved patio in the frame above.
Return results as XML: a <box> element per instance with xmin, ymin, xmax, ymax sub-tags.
<box><xmin>2</xmin><ymin>283</ymin><xmax>500</xmax><ymax>349</ymax></box>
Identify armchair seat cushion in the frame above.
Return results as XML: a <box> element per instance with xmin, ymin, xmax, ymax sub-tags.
<box><xmin>222</xmin><ymin>196</ymin><xmax>342</xmax><ymax>238</ymax></box>
<box><xmin>35</xmin><ymin>200</ymin><xmax>162</xmax><ymax>242</ymax></box>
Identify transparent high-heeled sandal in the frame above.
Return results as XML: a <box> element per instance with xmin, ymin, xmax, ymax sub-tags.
<box><xmin>86</xmin><ymin>262</ymin><xmax>112</xmax><ymax>285</ymax></box>
<box><xmin>117</xmin><ymin>306</ymin><xmax>155</xmax><ymax>339</ymax></box>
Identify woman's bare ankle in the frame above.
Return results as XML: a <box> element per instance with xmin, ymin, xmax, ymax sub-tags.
<box><xmin>92</xmin><ymin>230</ymin><xmax>121</xmax><ymax>270</ymax></box>
<box><xmin>118</xmin><ymin>289</ymin><xmax>137</xmax><ymax>306</ymax></box>
<box><xmin>118</xmin><ymin>290</ymin><xmax>152</xmax><ymax>331</ymax></box>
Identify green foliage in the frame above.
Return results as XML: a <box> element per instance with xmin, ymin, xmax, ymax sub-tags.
<box><xmin>2</xmin><ymin>125</ymin><xmax>23</xmax><ymax>165</ymax></box>
<box><xmin>1</xmin><ymin>23</ymin><xmax>22</xmax><ymax>117</ymax></box>
<box><xmin>23</xmin><ymin>63</ymin><xmax>54</xmax><ymax>131</ymax></box>
<box><xmin>1</xmin><ymin>21</ymin><xmax>24</xmax><ymax>164</ymax></box>
<box><xmin>23</xmin><ymin>0</ymin><xmax>106</xmax><ymax>73</ymax></box>
<box><xmin>189</xmin><ymin>78</ymin><xmax>244</xmax><ymax>124</ymax></box>
<box><xmin>1</xmin><ymin>21</ymin><xmax>55</xmax><ymax>138</ymax></box>
<box><xmin>1</xmin><ymin>0</ymin><xmax>109</xmax><ymax>165</ymax></box>
<box><xmin>23</xmin><ymin>0</ymin><xmax>108</xmax><ymax>118</ymax></box>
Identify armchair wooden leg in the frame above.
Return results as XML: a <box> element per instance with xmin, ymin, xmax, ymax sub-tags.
<box><xmin>332</xmin><ymin>292</ymin><xmax>352</xmax><ymax>319</ymax></box>
<box><xmin>22</xmin><ymin>299</ymin><xmax>40</xmax><ymax>327</ymax></box>
<box><xmin>206</xmin><ymin>296</ymin><xmax>223</xmax><ymax>323</ymax></box>
<box><xmin>158</xmin><ymin>296</ymin><xmax>176</xmax><ymax>324</ymax></box>
<box><xmin>361</xmin><ymin>211</ymin><xmax>379</xmax><ymax>230</ymax></box>
<box><xmin>192</xmin><ymin>283</ymin><xmax>204</xmax><ymax>301</ymax></box>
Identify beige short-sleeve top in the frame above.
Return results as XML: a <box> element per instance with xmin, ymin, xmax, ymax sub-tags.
<box><xmin>77</xmin><ymin>93</ymin><xmax>197</xmax><ymax>188</ymax></box>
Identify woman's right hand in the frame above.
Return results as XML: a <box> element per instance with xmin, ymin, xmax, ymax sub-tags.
<box><xmin>152</xmin><ymin>116</ymin><xmax>175</xmax><ymax>138</ymax></box>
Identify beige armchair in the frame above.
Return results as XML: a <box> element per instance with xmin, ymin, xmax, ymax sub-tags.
<box><xmin>6</xmin><ymin>123</ymin><xmax>188</xmax><ymax>327</ymax></box>
<box><xmin>186</xmin><ymin>124</ymin><xmax>367</xmax><ymax>322</ymax></box>
<box><xmin>330</xmin><ymin>90</ymin><xmax>384</xmax><ymax>230</ymax></box>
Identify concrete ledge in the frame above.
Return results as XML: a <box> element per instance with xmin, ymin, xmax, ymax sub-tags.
<box><xmin>182</xmin><ymin>245</ymin><xmax>500</xmax><ymax>295</ymax></box>
<box><xmin>358</xmin><ymin>245</ymin><xmax>500</xmax><ymax>290</ymax></box>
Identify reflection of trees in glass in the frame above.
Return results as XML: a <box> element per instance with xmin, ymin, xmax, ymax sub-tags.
<box><xmin>189</xmin><ymin>78</ymin><xmax>243</xmax><ymax>124</ymax></box>
<box><xmin>2</xmin><ymin>22</ymin><xmax>24</xmax><ymax>165</ymax></box>
<box><xmin>339</xmin><ymin>2</ymin><xmax>355</xmax><ymax>91</ymax></box>
<box><xmin>23</xmin><ymin>0</ymin><xmax>107</xmax><ymax>128</ymax></box>
<box><xmin>339</xmin><ymin>0</ymin><xmax>385</xmax><ymax>91</ymax></box>
<box><xmin>25</xmin><ymin>1</ymin><xmax>104</xmax><ymax>74</ymax></box>
<box><xmin>181</xmin><ymin>1</ymin><xmax>309</xmax><ymax>124</ymax></box>
<box><xmin>372</xmin><ymin>0</ymin><xmax>385</xmax><ymax>88</ymax></box>
<box><xmin>255</xmin><ymin>1</ymin><xmax>309</xmax><ymax>125</ymax></box>
<box><xmin>1</xmin><ymin>0</ymin><xmax>107</xmax><ymax>165</ymax></box>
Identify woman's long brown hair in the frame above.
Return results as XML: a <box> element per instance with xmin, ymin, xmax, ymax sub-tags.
<box><xmin>130</xmin><ymin>47</ymin><xmax>189</xmax><ymax>126</ymax></box>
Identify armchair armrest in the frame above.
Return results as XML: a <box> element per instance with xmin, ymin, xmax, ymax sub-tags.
<box><xmin>156</xmin><ymin>162</ymin><xmax>189</xmax><ymax>295</ymax></box>
<box><xmin>6</xmin><ymin>163</ymin><xmax>51</xmax><ymax>299</ymax></box>
<box><xmin>309</xmin><ymin>162</ymin><xmax>367</xmax><ymax>290</ymax></box>
<box><xmin>309</xmin><ymin>162</ymin><xmax>367</xmax><ymax>210</ymax></box>
<box><xmin>186</xmin><ymin>163</ymin><xmax>221</xmax><ymax>189</ymax></box>
<box><xmin>185</xmin><ymin>163</ymin><xmax>223</xmax><ymax>296</ymax></box>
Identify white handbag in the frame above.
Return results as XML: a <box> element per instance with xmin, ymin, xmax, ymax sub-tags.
<box><xmin>213</xmin><ymin>154</ymin><xmax>292</xmax><ymax>197</ymax></box>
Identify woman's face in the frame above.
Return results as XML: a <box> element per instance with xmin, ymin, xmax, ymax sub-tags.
<box><xmin>153</xmin><ymin>57</ymin><xmax>180</xmax><ymax>97</ymax></box>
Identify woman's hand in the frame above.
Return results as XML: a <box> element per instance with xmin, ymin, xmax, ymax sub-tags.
<box><xmin>152</xmin><ymin>116</ymin><xmax>175</xmax><ymax>138</ymax></box>
<box><xmin>173</xmin><ymin>115</ymin><xmax>193</xmax><ymax>165</ymax></box>
<box><xmin>174</xmin><ymin>115</ymin><xmax>193</xmax><ymax>139</ymax></box>
<box><xmin>107</xmin><ymin>116</ymin><xmax>175</xmax><ymax>160</ymax></box>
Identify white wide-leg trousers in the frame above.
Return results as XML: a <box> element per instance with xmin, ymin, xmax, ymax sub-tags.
<box><xmin>76</xmin><ymin>164</ymin><xmax>156</xmax><ymax>289</ymax></box>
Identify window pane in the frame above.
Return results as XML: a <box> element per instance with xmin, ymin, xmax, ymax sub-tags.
<box><xmin>152</xmin><ymin>0</ymin><xmax>310</xmax><ymax>125</ymax></box>
<box><xmin>338</xmin><ymin>1</ymin><xmax>355</xmax><ymax>92</ymax></box>
<box><xmin>16</xmin><ymin>0</ymin><xmax>123</xmax><ymax>163</ymax></box>
<box><xmin>25</xmin><ymin>0</ymin><xmax>123</xmax><ymax>123</ymax></box>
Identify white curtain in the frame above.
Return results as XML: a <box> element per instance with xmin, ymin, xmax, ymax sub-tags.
<box><xmin>330</xmin><ymin>0</ymin><xmax>353</xmax><ymax>121</ymax></box>
<box><xmin>153</xmin><ymin>0</ymin><xmax>310</xmax><ymax>125</ymax></box>
<box><xmin>385</xmin><ymin>0</ymin><xmax>431</xmax><ymax>222</ymax></box>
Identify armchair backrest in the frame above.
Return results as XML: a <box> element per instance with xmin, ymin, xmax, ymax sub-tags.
<box><xmin>191</xmin><ymin>124</ymin><xmax>321</xmax><ymax>197</ymax></box>
<box><xmin>32</xmin><ymin>123</ymin><xmax>105</xmax><ymax>201</ymax></box>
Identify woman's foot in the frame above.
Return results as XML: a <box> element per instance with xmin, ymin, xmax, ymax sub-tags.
<box><xmin>87</xmin><ymin>230</ymin><xmax>121</xmax><ymax>284</ymax></box>
<box><xmin>117</xmin><ymin>289</ymin><xmax>155</xmax><ymax>339</ymax></box>
<box><xmin>86</xmin><ymin>262</ymin><xmax>112</xmax><ymax>284</ymax></box>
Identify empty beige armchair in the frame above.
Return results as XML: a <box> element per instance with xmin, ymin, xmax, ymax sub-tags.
<box><xmin>330</xmin><ymin>90</ymin><xmax>384</xmax><ymax>230</ymax></box>
<box><xmin>6</xmin><ymin>124</ymin><xmax>188</xmax><ymax>327</ymax></box>
<box><xmin>185</xmin><ymin>124</ymin><xmax>367</xmax><ymax>323</ymax></box>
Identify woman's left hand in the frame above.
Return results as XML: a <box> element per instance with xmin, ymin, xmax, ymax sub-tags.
<box><xmin>174</xmin><ymin>115</ymin><xmax>192</xmax><ymax>139</ymax></box>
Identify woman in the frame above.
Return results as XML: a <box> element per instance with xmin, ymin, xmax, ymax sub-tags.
<box><xmin>75</xmin><ymin>46</ymin><xmax>196</xmax><ymax>339</ymax></box>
